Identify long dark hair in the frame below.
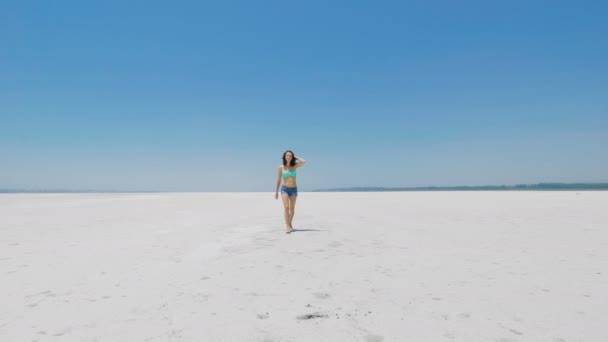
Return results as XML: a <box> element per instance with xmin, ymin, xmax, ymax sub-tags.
<box><xmin>282</xmin><ymin>150</ymin><xmax>297</xmax><ymax>167</ymax></box>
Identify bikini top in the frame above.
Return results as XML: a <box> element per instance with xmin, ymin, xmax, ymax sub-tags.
<box><xmin>282</xmin><ymin>167</ymin><xmax>297</xmax><ymax>179</ymax></box>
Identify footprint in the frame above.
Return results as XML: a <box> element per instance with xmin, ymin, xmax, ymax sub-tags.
<box><xmin>313</xmin><ymin>292</ymin><xmax>330</xmax><ymax>299</ymax></box>
<box><xmin>364</xmin><ymin>334</ymin><xmax>384</xmax><ymax>342</ymax></box>
<box><xmin>509</xmin><ymin>328</ymin><xmax>523</xmax><ymax>336</ymax></box>
<box><xmin>52</xmin><ymin>328</ymin><xmax>71</xmax><ymax>336</ymax></box>
<box><xmin>296</xmin><ymin>312</ymin><xmax>328</xmax><ymax>320</ymax></box>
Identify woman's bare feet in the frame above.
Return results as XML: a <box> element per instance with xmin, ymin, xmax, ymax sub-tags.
<box><xmin>286</xmin><ymin>226</ymin><xmax>294</xmax><ymax>234</ymax></box>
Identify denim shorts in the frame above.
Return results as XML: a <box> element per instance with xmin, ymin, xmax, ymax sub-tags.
<box><xmin>280</xmin><ymin>185</ymin><xmax>298</xmax><ymax>197</ymax></box>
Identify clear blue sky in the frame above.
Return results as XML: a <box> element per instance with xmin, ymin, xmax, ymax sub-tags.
<box><xmin>1</xmin><ymin>1</ymin><xmax>607</xmax><ymax>191</ymax></box>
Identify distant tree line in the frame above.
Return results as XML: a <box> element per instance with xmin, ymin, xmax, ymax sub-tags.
<box><xmin>313</xmin><ymin>183</ymin><xmax>608</xmax><ymax>192</ymax></box>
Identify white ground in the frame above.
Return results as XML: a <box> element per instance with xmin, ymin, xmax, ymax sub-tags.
<box><xmin>1</xmin><ymin>191</ymin><xmax>607</xmax><ymax>342</ymax></box>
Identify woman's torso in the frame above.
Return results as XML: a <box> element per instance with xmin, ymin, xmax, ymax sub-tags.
<box><xmin>281</xmin><ymin>165</ymin><xmax>297</xmax><ymax>187</ymax></box>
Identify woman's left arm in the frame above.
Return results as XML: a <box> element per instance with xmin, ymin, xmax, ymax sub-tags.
<box><xmin>295</xmin><ymin>155</ymin><xmax>306</xmax><ymax>168</ymax></box>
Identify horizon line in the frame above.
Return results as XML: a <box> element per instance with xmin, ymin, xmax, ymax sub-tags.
<box><xmin>2</xmin><ymin>182</ymin><xmax>608</xmax><ymax>193</ymax></box>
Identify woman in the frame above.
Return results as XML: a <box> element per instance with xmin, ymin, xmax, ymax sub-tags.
<box><xmin>275</xmin><ymin>150</ymin><xmax>306</xmax><ymax>233</ymax></box>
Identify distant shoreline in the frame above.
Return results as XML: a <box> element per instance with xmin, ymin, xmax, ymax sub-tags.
<box><xmin>313</xmin><ymin>183</ymin><xmax>608</xmax><ymax>192</ymax></box>
<box><xmin>1</xmin><ymin>183</ymin><xmax>607</xmax><ymax>193</ymax></box>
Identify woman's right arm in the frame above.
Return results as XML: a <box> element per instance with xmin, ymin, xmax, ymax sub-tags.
<box><xmin>275</xmin><ymin>166</ymin><xmax>282</xmax><ymax>198</ymax></box>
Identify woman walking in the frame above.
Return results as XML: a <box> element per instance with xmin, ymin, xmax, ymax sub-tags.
<box><xmin>275</xmin><ymin>150</ymin><xmax>306</xmax><ymax>233</ymax></box>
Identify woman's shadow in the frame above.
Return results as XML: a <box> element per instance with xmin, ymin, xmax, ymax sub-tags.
<box><xmin>290</xmin><ymin>228</ymin><xmax>321</xmax><ymax>233</ymax></box>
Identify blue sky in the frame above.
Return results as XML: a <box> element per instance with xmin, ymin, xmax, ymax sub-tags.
<box><xmin>1</xmin><ymin>1</ymin><xmax>607</xmax><ymax>191</ymax></box>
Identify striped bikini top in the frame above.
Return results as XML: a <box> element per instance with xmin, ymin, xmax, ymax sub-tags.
<box><xmin>282</xmin><ymin>167</ymin><xmax>296</xmax><ymax>179</ymax></box>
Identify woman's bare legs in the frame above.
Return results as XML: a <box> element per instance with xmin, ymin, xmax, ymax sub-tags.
<box><xmin>281</xmin><ymin>193</ymin><xmax>292</xmax><ymax>232</ymax></box>
<box><xmin>288</xmin><ymin>195</ymin><xmax>297</xmax><ymax>229</ymax></box>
